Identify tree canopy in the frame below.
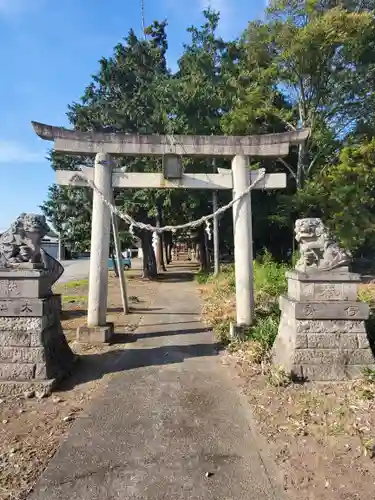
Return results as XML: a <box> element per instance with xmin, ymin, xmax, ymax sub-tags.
<box><xmin>41</xmin><ymin>1</ymin><xmax>375</xmax><ymax>270</ymax></box>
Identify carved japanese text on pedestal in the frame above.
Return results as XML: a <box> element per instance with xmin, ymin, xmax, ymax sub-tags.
<box><xmin>0</xmin><ymin>280</ymin><xmax>20</xmax><ymax>298</ymax></box>
<box><xmin>296</xmin><ymin>319</ymin><xmax>366</xmax><ymax>334</ymax></box>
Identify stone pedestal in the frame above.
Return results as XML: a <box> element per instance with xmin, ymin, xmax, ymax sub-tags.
<box><xmin>76</xmin><ymin>323</ymin><xmax>114</xmax><ymax>344</ymax></box>
<box><xmin>0</xmin><ymin>269</ymin><xmax>75</xmax><ymax>395</ymax></box>
<box><xmin>272</xmin><ymin>270</ymin><xmax>375</xmax><ymax>381</ymax></box>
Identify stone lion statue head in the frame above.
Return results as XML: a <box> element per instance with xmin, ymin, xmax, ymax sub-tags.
<box><xmin>294</xmin><ymin>218</ymin><xmax>351</xmax><ymax>272</ymax></box>
<box><xmin>0</xmin><ymin>213</ymin><xmax>50</xmax><ymax>266</ymax></box>
<box><xmin>22</xmin><ymin>213</ymin><xmax>49</xmax><ymax>238</ymax></box>
<box><xmin>294</xmin><ymin>218</ymin><xmax>325</xmax><ymax>243</ymax></box>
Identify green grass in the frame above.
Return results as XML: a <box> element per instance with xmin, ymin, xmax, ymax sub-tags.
<box><xmin>248</xmin><ymin>314</ymin><xmax>280</xmax><ymax>351</ymax></box>
<box><xmin>62</xmin><ymin>295</ymin><xmax>88</xmax><ymax>304</ymax></box>
<box><xmin>363</xmin><ymin>367</ymin><xmax>375</xmax><ymax>384</ymax></box>
<box><xmin>247</xmin><ymin>251</ymin><xmax>288</xmax><ymax>351</ymax></box>
<box><xmin>358</xmin><ymin>286</ymin><xmax>375</xmax><ymax>350</ymax></box>
<box><xmin>253</xmin><ymin>251</ymin><xmax>288</xmax><ymax>301</ymax></box>
<box><xmin>195</xmin><ymin>270</ymin><xmax>212</xmax><ymax>285</ymax></box>
<box><xmin>63</xmin><ymin>279</ymin><xmax>89</xmax><ymax>289</ymax></box>
<box><xmin>200</xmin><ymin>250</ymin><xmax>288</xmax><ymax>359</ymax></box>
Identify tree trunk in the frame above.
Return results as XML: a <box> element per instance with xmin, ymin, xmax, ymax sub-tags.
<box><xmin>198</xmin><ymin>227</ymin><xmax>209</xmax><ymax>271</ymax></box>
<box><xmin>156</xmin><ymin>204</ymin><xmax>167</xmax><ymax>272</ymax></box>
<box><xmin>296</xmin><ymin>141</ymin><xmax>307</xmax><ymax>190</ymax></box>
<box><xmin>297</xmin><ymin>103</ymin><xmax>308</xmax><ymax>190</ymax></box>
<box><xmin>164</xmin><ymin>238</ymin><xmax>170</xmax><ymax>265</ymax></box>
<box><xmin>164</xmin><ymin>231</ymin><xmax>173</xmax><ymax>264</ymax></box>
<box><xmin>140</xmin><ymin>231</ymin><xmax>157</xmax><ymax>279</ymax></box>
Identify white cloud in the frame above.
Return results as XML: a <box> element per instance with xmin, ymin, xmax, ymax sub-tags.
<box><xmin>0</xmin><ymin>140</ymin><xmax>45</xmax><ymax>164</ymax></box>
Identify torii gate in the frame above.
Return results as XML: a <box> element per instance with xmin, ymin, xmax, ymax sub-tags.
<box><xmin>32</xmin><ymin>121</ymin><xmax>309</xmax><ymax>340</ymax></box>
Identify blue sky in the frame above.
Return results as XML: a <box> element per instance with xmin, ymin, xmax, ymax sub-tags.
<box><xmin>0</xmin><ymin>0</ymin><xmax>265</xmax><ymax>231</ymax></box>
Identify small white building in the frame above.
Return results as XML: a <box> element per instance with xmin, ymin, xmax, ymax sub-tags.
<box><xmin>133</xmin><ymin>236</ymin><xmax>143</xmax><ymax>259</ymax></box>
<box><xmin>41</xmin><ymin>229</ymin><xmax>66</xmax><ymax>260</ymax></box>
<box><xmin>41</xmin><ymin>236</ymin><xmax>59</xmax><ymax>259</ymax></box>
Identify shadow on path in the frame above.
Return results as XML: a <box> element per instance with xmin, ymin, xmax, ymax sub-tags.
<box><xmin>122</xmin><ymin>320</ymin><xmax>201</xmax><ymax>328</ymax></box>
<box><xmin>137</xmin><ymin>311</ymin><xmax>197</xmax><ymax>316</ymax></box>
<box><xmin>61</xmin><ymin>338</ymin><xmax>220</xmax><ymax>391</ymax></box>
<box><xmin>61</xmin><ymin>307</ymin><xmax>164</xmax><ymax>320</ymax></box>
<box><xmin>111</xmin><ymin>326</ymin><xmax>212</xmax><ymax>343</ymax></box>
<box><xmin>155</xmin><ymin>272</ymin><xmax>195</xmax><ymax>283</ymax></box>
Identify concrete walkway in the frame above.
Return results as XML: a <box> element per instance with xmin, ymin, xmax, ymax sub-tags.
<box><xmin>58</xmin><ymin>259</ymin><xmax>91</xmax><ymax>283</ymax></box>
<box><xmin>59</xmin><ymin>258</ymin><xmax>142</xmax><ymax>283</ymax></box>
<box><xmin>29</xmin><ymin>268</ymin><xmax>282</xmax><ymax>500</ymax></box>
<box><xmin>58</xmin><ymin>258</ymin><xmax>142</xmax><ymax>283</ymax></box>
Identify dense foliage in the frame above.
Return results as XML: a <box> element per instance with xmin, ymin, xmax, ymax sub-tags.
<box><xmin>41</xmin><ymin>0</ymin><xmax>375</xmax><ymax>271</ymax></box>
<box><xmin>199</xmin><ymin>251</ymin><xmax>287</xmax><ymax>351</ymax></box>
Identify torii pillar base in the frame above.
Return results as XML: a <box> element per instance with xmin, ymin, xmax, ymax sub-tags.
<box><xmin>76</xmin><ymin>323</ymin><xmax>114</xmax><ymax>344</ymax></box>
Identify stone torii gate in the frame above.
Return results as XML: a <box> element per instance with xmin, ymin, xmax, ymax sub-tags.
<box><xmin>32</xmin><ymin>121</ymin><xmax>309</xmax><ymax>340</ymax></box>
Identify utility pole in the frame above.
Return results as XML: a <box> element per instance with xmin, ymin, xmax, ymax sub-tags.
<box><xmin>212</xmin><ymin>158</ymin><xmax>220</xmax><ymax>276</ymax></box>
<box><xmin>140</xmin><ymin>0</ymin><xmax>146</xmax><ymax>40</ymax></box>
<box><xmin>58</xmin><ymin>235</ymin><xmax>63</xmax><ymax>261</ymax></box>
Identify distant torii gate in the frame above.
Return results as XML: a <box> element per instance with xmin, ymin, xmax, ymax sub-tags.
<box><xmin>32</xmin><ymin>121</ymin><xmax>309</xmax><ymax>340</ymax></box>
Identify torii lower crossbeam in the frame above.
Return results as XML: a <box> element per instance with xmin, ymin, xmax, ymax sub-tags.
<box><xmin>56</xmin><ymin>168</ymin><xmax>286</xmax><ymax>190</ymax></box>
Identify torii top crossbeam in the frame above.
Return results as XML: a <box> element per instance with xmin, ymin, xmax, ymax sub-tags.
<box><xmin>31</xmin><ymin>121</ymin><xmax>310</xmax><ymax>158</ymax></box>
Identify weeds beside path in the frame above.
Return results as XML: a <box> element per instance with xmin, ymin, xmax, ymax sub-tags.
<box><xmin>199</xmin><ymin>256</ymin><xmax>375</xmax><ymax>500</ymax></box>
<box><xmin>199</xmin><ymin>252</ymin><xmax>287</xmax><ymax>355</ymax></box>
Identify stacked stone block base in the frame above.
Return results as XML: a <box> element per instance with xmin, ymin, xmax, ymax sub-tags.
<box><xmin>0</xmin><ymin>270</ymin><xmax>75</xmax><ymax>395</ymax></box>
<box><xmin>272</xmin><ymin>270</ymin><xmax>375</xmax><ymax>381</ymax></box>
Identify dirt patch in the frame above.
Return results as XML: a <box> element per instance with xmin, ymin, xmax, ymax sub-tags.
<box><xmin>0</xmin><ymin>271</ymin><xmax>159</xmax><ymax>500</ymax></box>
<box><xmin>222</xmin><ymin>346</ymin><xmax>375</xmax><ymax>500</ymax></box>
<box><xmin>58</xmin><ymin>271</ymin><xmax>156</xmax><ymax>342</ymax></box>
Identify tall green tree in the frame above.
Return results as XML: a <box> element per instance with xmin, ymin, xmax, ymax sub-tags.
<box><xmin>41</xmin><ymin>183</ymin><xmax>92</xmax><ymax>255</ymax></box>
<box><xmin>40</xmin><ymin>152</ymin><xmax>93</xmax><ymax>254</ymax></box>
<box><xmin>220</xmin><ymin>22</ymin><xmax>297</xmax><ymax>258</ymax></box>
<box><xmin>226</xmin><ymin>2</ymin><xmax>374</xmax><ymax>189</ymax></box>
<box><xmin>267</xmin><ymin>1</ymin><xmax>374</xmax><ymax>187</ymax></box>
<box><xmin>44</xmin><ymin>22</ymin><xmax>172</xmax><ymax>277</ymax></box>
<box><xmin>297</xmin><ymin>139</ymin><xmax>375</xmax><ymax>253</ymax></box>
<box><xmin>166</xmin><ymin>9</ymin><xmax>239</xmax><ymax>268</ymax></box>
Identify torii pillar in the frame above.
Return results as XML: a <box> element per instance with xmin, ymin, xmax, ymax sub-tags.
<box><xmin>87</xmin><ymin>153</ymin><xmax>113</xmax><ymax>328</ymax></box>
<box><xmin>232</xmin><ymin>155</ymin><xmax>254</xmax><ymax>326</ymax></box>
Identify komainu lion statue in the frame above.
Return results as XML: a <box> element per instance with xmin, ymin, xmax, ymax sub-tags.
<box><xmin>294</xmin><ymin>218</ymin><xmax>351</xmax><ymax>273</ymax></box>
<box><xmin>0</xmin><ymin>213</ymin><xmax>64</xmax><ymax>287</ymax></box>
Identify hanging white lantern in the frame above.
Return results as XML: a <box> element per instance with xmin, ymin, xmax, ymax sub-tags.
<box><xmin>205</xmin><ymin>220</ymin><xmax>212</xmax><ymax>240</ymax></box>
<box><xmin>152</xmin><ymin>231</ymin><xmax>159</xmax><ymax>254</ymax></box>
